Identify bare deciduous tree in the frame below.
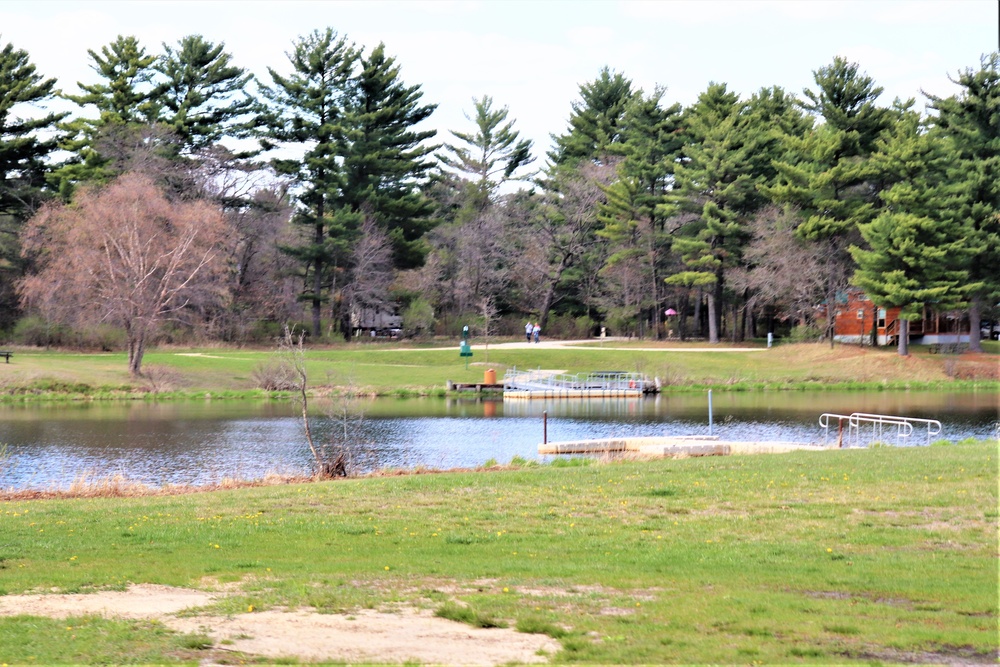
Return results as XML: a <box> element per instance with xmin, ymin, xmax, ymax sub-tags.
<box><xmin>342</xmin><ymin>216</ymin><xmax>394</xmax><ymax>329</ymax></box>
<box><xmin>730</xmin><ymin>206</ymin><xmax>845</xmax><ymax>336</ymax></box>
<box><xmin>19</xmin><ymin>172</ymin><xmax>230</xmax><ymax>375</ymax></box>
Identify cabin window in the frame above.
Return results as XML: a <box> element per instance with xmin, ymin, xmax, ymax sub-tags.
<box><xmin>877</xmin><ymin>309</ymin><xmax>886</xmax><ymax>328</ymax></box>
<box><xmin>856</xmin><ymin>309</ymin><xmax>864</xmax><ymax>319</ymax></box>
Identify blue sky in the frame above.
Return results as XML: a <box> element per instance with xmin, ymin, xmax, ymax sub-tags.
<box><xmin>3</xmin><ymin>0</ymin><xmax>996</xmax><ymax>160</ymax></box>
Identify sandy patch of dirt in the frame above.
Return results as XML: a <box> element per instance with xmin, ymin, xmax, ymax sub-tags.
<box><xmin>0</xmin><ymin>584</ymin><xmax>217</xmax><ymax>618</ymax></box>
<box><xmin>0</xmin><ymin>585</ymin><xmax>558</xmax><ymax>665</ymax></box>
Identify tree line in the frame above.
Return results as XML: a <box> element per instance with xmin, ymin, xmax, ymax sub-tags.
<box><xmin>1</xmin><ymin>30</ymin><xmax>998</xmax><ymax>374</ymax></box>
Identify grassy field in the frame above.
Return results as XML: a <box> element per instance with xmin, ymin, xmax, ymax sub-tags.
<box><xmin>0</xmin><ymin>441</ymin><xmax>996</xmax><ymax>663</ymax></box>
<box><xmin>0</xmin><ymin>339</ymin><xmax>996</xmax><ymax>399</ymax></box>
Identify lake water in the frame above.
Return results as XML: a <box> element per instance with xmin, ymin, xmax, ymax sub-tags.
<box><xmin>0</xmin><ymin>391</ymin><xmax>996</xmax><ymax>491</ymax></box>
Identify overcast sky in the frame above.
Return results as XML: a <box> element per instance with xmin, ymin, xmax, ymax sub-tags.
<box><xmin>3</xmin><ymin>0</ymin><xmax>997</xmax><ymax>162</ymax></box>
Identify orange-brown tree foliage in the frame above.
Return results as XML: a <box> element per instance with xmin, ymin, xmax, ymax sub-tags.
<box><xmin>19</xmin><ymin>173</ymin><xmax>230</xmax><ymax>376</ymax></box>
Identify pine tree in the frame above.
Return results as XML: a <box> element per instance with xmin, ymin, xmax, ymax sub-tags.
<box><xmin>0</xmin><ymin>42</ymin><xmax>66</xmax><ymax>220</ymax></box>
<box><xmin>437</xmin><ymin>95</ymin><xmax>534</xmax><ymax>204</ymax></box>
<box><xmin>55</xmin><ymin>35</ymin><xmax>160</xmax><ymax>195</ymax></box>
<box><xmin>926</xmin><ymin>53</ymin><xmax>1000</xmax><ymax>352</ymax></box>
<box><xmin>0</xmin><ymin>42</ymin><xmax>67</xmax><ymax>327</ymax></box>
<box><xmin>549</xmin><ymin>67</ymin><xmax>638</xmax><ymax>167</ymax></box>
<box><xmin>344</xmin><ymin>43</ymin><xmax>438</xmax><ymax>269</ymax></box>
<box><xmin>156</xmin><ymin>34</ymin><xmax>254</xmax><ymax>154</ymax></box>
<box><xmin>801</xmin><ymin>56</ymin><xmax>893</xmax><ymax>157</ymax></box>
<box><xmin>765</xmin><ymin>57</ymin><xmax>898</xmax><ymax>344</ymax></box>
<box><xmin>258</xmin><ymin>28</ymin><xmax>360</xmax><ymax>337</ymax></box>
<box><xmin>596</xmin><ymin>88</ymin><xmax>684</xmax><ymax>338</ymax></box>
<box><xmin>850</xmin><ymin>112</ymin><xmax>974</xmax><ymax>356</ymax></box>
<box><xmin>769</xmin><ymin>57</ymin><xmax>895</xmax><ymax>241</ymax></box>
<box><xmin>664</xmin><ymin>83</ymin><xmax>750</xmax><ymax>343</ymax></box>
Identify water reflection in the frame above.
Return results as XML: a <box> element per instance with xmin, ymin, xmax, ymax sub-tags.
<box><xmin>0</xmin><ymin>391</ymin><xmax>995</xmax><ymax>490</ymax></box>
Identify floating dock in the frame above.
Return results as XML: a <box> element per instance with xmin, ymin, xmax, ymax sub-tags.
<box><xmin>538</xmin><ymin>435</ymin><xmax>831</xmax><ymax>458</ymax></box>
<box><xmin>446</xmin><ymin>381</ymin><xmax>504</xmax><ymax>393</ymax></box>
<box><xmin>503</xmin><ymin>368</ymin><xmax>658</xmax><ymax>399</ymax></box>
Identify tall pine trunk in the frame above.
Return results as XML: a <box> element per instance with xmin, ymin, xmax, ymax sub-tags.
<box><xmin>968</xmin><ymin>296</ymin><xmax>983</xmax><ymax>353</ymax></box>
<box><xmin>897</xmin><ymin>318</ymin><xmax>909</xmax><ymax>356</ymax></box>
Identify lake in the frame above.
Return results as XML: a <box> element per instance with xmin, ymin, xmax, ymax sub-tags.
<box><xmin>0</xmin><ymin>390</ymin><xmax>996</xmax><ymax>491</ymax></box>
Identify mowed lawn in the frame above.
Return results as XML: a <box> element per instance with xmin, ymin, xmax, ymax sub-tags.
<box><xmin>0</xmin><ymin>442</ymin><xmax>996</xmax><ymax>663</ymax></box>
<box><xmin>0</xmin><ymin>340</ymin><xmax>995</xmax><ymax>396</ymax></box>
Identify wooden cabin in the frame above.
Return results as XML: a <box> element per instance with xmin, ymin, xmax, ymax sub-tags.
<box><xmin>832</xmin><ymin>290</ymin><xmax>970</xmax><ymax>346</ymax></box>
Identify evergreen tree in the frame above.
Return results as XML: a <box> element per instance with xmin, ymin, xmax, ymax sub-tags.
<box><xmin>0</xmin><ymin>42</ymin><xmax>67</xmax><ymax>327</ymax></box>
<box><xmin>664</xmin><ymin>84</ymin><xmax>809</xmax><ymax>342</ymax></box>
<box><xmin>664</xmin><ymin>83</ymin><xmax>751</xmax><ymax>343</ymax></box>
<box><xmin>344</xmin><ymin>43</ymin><xmax>438</xmax><ymax>269</ymax></box>
<box><xmin>596</xmin><ymin>87</ymin><xmax>684</xmax><ymax>337</ymax></box>
<box><xmin>851</xmin><ymin>115</ymin><xmax>973</xmax><ymax>355</ymax></box>
<box><xmin>549</xmin><ymin>67</ymin><xmax>638</xmax><ymax>167</ymax></box>
<box><xmin>801</xmin><ymin>56</ymin><xmax>893</xmax><ymax>157</ymax></box>
<box><xmin>156</xmin><ymin>34</ymin><xmax>255</xmax><ymax>154</ymax></box>
<box><xmin>55</xmin><ymin>35</ymin><xmax>160</xmax><ymax>195</ymax></box>
<box><xmin>258</xmin><ymin>28</ymin><xmax>360</xmax><ymax>337</ymax></box>
<box><xmin>766</xmin><ymin>58</ymin><xmax>898</xmax><ymax>344</ymax></box>
<box><xmin>437</xmin><ymin>95</ymin><xmax>534</xmax><ymax>204</ymax></box>
<box><xmin>926</xmin><ymin>53</ymin><xmax>1000</xmax><ymax>352</ymax></box>
<box><xmin>0</xmin><ymin>43</ymin><xmax>65</xmax><ymax>220</ymax></box>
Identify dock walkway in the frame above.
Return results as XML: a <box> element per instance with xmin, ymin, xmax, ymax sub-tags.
<box><xmin>504</xmin><ymin>368</ymin><xmax>657</xmax><ymax>399</ymax></box>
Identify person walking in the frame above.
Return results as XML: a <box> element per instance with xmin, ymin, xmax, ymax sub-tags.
<box><xmin>532</xmin><ymin>322</ymin><xmax>541</xmax><ymax>343</ymax></box>
<box><xmin>525</xmin><ymin>321</ymin><xmax>533</xmax><ymax>342</ymax></box>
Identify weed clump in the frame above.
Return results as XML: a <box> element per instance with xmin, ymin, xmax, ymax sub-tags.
<box><xmin>435</xmin><ymin>602</ymin><xmax>507</xmax><ymax>629</ymax></box>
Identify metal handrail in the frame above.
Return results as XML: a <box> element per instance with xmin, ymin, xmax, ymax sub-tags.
<box><xmin>504</xmin><ymin>367</ymin><xmax>646</xmax><ymax>392</ymax></box>
<box><xmin>819</xmin><ymin>412</ymin><xmax>940</xmax><ymax>447</ymax></box>
<box><xmin>850</xmin><ymin>412</ymin><xmax>942</xmax><ymax>446</ymax></box>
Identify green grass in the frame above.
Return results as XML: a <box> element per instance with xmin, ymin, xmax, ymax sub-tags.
<box><xmin>0</xmin><ymin>441</ymin><xmax>996</xmax><ymax>663</ymax></box>
<box><xmin>0</xmin><ymin>340</ymin><xmax>995</xmax><ymax>400</ymax></box>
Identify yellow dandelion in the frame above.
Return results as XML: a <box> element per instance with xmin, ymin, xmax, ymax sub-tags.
<box><xmin>384</xmin><ymin>565</ymin><xmax>390</xmax><ymax>571</ymax></box>
<box><xmin>248</xmin><ymin>605</ymin><xmax>255</xmax><ymax>612</ymax></box>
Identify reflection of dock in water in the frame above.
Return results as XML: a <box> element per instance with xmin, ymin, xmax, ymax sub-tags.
<box><xmin>503</xmin><ymin>368</ymin><xmax>659</xmax><ymax>399</ymax></box>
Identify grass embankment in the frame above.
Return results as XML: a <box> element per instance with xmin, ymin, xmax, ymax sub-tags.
<box><xmin>0</xmin><ymin>442</ymin><xmax>996</xmax><ymax>663</ymax></box>
<box><xmin>0</xmin><ymin>341</ymin><xmax>996</xmax><ymax>400</ymax></box>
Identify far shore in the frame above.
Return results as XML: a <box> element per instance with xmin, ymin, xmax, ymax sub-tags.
<box><xmin>0</xmin><ymin>338</ymin><xmax>994</xmax><ymax>401</ymax></box>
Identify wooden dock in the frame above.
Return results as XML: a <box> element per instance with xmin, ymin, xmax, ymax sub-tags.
<box><xmin>447</xmin><ymin>381</ymin><xmax>505</xmax><ymax>393</ymax></box>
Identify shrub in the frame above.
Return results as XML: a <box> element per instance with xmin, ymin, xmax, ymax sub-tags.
<box><xmin>786</xmin><ymin>323</ymin><xmax>824</xmax><ymax>343</ymax></box>
<box><xmin>11</xmin><ymin>315</ymin><xmax>71</xmax><ymax>347</ymax></box>
<box><xmin>251</xmin><ymin>359</ymin><xmax>299</xmax><ymax>391</ymax></box>
<box><xmin>545</xmin><ymin>313</ymin><xmax>596</xmax><ymax>339</ymax></box>
<box><xmin>402</xmin><ymin>298</ymin><xmax>435</xmax><ymax>337</ymax></box>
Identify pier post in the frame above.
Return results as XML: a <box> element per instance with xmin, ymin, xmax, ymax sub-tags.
<box><xmin>708</xmin><ymin>390</ymin><xmax>713</xmax><ymax>436</ymax></box>
<box><xmin>543</xmin><ymin>410</ymin><xmax>548</xmax><ymax>444</ymax></box>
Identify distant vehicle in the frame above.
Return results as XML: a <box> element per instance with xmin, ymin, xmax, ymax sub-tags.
<box><xmin>981</xmin><ymin>321</ymin><xmax>1000</xmax><ymax>340</ymax></box>
<box><xmin>352</xmin><ymin>306</ymin><xmax>402</xmax><ymax>338</ymax></box>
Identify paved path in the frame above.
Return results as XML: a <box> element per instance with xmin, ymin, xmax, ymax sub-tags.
<box><xmin>463</xmin><ymin>338</ymin><xmax>766</xmax><ymax>352</ymax></box>
<box><xmin>375</xmin><ymin>338</ymin><xmax>766</xmax><ymax>353</ymax></box>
